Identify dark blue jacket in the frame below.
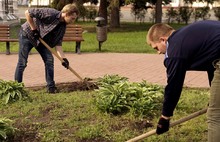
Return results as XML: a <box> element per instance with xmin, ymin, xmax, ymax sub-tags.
<box><xmin>163</xmin><ymin>20</ymin><xmax>220</xmax><ymax>116</ymax></box>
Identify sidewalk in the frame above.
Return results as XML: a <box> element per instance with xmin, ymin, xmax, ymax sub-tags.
<box><xmin>0</xmin><ymin>53</ymin><xmax>209</xmax><ymax>88</ymax></box>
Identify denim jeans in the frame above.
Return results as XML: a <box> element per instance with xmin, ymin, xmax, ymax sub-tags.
<box><xmin>14</xmin><ymin>30</ymin><xmax>55</xmax><ymax>89</ymax></box>
<box><xmin>207</xmin><ymin>60</ymin><xmax>220</xmax><ymax>142</ymax></box>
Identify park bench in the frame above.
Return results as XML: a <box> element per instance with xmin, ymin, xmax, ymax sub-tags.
<box><xmin>0</xmin><ymin>25</ymin><xmax>19</xmax><ymax>55</ymax></box>
<box><xmin>0</xmin><ymin>24</ymin><xmax>84</xmax><ymax>55</ymax></box>
<box><xmin>63</xmin><ymin>24</ymin><xmax>84</xmax><ymax>54</ymax></box>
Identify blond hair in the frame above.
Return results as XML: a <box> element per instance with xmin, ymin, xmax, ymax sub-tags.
<box><xmin>146</xmin><ymin>23</ymin><xmax>174</xmax><ymax>44</ymax></box>
<box><xmin>61</xmin><ymin>3</ymin><xmax>79</xmax><ymax>16</ymax></box>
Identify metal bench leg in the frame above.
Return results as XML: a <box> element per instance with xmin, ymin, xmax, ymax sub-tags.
<box><xmin>6</xmin><ymin>42</ymin><xmax>10</xmax><ymax>55</ymax></box>
<box><xmin>76</xmin><ymin>42</ymin><xmax>81</xmax><ymax>54</ymax></box>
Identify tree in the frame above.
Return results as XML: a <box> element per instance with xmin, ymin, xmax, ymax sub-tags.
<box><xmin>155</xmin><ymin>0</ymin><xmax>162</xmax><ymax>23</ymax></box>
<box><xmin>98</xmin><ymin>0</ymin><xmax>108</xmax><ymax>25</ymax></box>
<box><xmin>110</xmin><ymin>0</ymin><xmax>120</xmax><ymax>27</ymax></box>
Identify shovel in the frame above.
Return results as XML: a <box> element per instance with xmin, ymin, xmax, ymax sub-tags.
<box><xmin>126</xmin><ymin>108</ymin><xmax>208</xmax><ymax>142</ymax></box>
<box><xmin>39</xmin><ymin>38</ymin><xmax>90</xmax><ymax>86</ymax></box>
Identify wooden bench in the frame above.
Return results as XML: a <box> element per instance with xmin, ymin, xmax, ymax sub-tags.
<box><xmin>0</xmin><ymin>24</ymin><xmax>84</xmax><ymax>55</ymax></box>
<box><xmin>63</xmin><ymin>24</ymin><xmax>84</xmax><ymax>54</ymax></box>
<box><xmin>0</xmin><ymin>25</ymin><xmax>19</xmax><ymax>55</ymax></box>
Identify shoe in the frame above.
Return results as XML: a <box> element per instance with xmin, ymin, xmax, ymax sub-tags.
<box><xmin>48</xmin><ymin>87</ymin><xmax>58</xmax><ymax>94</ymax></box>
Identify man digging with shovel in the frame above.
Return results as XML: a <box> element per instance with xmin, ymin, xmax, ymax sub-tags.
<box><xmin>146</xmin><ymin>20</ymin><xmax>220</xmax><ymax>142</ymax></box>
<box><xmin>15</xmin><ymin>4</ymin><xmax>79</xmax><ymax>93</ymax></box>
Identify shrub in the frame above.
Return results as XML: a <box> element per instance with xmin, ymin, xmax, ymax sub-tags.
<box><xmin>0</xmin><ymin>80</ymin><xmax>29</xmax><ymax>104</ymax></box>
<box><xmin>95</xmin><ymin>75</ymin><xmax>163</xmax><ymax>117</ymax></box>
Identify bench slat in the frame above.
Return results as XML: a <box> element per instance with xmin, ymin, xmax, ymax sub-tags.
<box><xmin>63</xmin><ymin>37</ymin><xmax>84</xmax><ymax>41</ymax></box>
<box><xmin>0</xmin><ymin>39</ymin><xmax>19</xmax><ymax>42</ymax></box>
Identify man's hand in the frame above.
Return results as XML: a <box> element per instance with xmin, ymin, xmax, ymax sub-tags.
<box><xmin>156</xmin><ymin>116</ymin><xmax>170</xmax><ymax>135</ymax></box>
<box><xmin>62</xmin><ymin>58</ymin><xmax>69</xmax><ymax>69</ymax></box>
<box><xmin>31</xmin><ymin>29</ymin><xmax>40</xmax><ymax>39</ymax></box>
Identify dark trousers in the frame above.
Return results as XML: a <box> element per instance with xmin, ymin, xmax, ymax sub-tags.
<box><xmin>14</xmin><ymin>30</ymin><xmax>55</xmax><ymax>89</ymax></box>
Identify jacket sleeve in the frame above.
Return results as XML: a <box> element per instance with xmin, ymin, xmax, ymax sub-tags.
<box><xmin>28</xmin><ymin>8</ymin><xmax>58</xmax><ymax>22</ymax></box>
<box><xmin>162</xmin><ymin>58</ymin><xmax>187</xmax><ymax>116</ymax></box>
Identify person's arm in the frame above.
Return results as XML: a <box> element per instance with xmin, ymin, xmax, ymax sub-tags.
<box><xmin>25</xmin><ymin>10</ymin><xmax>36</xmax><ymax>30</ymax></box>
<box><xmin>156</xmin><ymin>58</ymin><xmax>187</xmax><ymax>135</ymax></box>
<box><xmin>55</xmin><ymin>46</ymin><xmax>69</xmax><ymax>69</ymax></box>
<box><xmin>55</xmin><ymin>45</ymin><xmax>65</xmax><ymax>58</ymax></box>
<box><xmin>163</xmin><ymin>58</ymin><xmax>187</xmax><ymax>116</ymax></box>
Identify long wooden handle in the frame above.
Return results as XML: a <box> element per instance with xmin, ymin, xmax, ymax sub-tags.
<box><xmin>39</xmin><ymin>38</ymin><xmax>84</xmax><ymax>81</ymax></box>
<box><xmin>126</xmin><ymin>108</ymin><xmax>208</xmax><ymax>142</ymax></box>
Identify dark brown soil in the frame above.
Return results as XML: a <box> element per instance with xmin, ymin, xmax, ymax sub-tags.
<box><xmin>27</xmin><ymin>81</ymin><xmax>99</xmax><ymax>93</ymax></box>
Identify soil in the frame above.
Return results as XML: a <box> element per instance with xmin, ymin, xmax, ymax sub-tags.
<box><xmin>27</xmin><ymin>81</ymin><xmax>99</xmax><ymax>93</ymax></box>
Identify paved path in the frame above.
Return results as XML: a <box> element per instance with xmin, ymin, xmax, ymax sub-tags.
<box><xmin>0</xmin><ymin>53</ymin><xmax>209</xmax><ymax>88</ymax></box>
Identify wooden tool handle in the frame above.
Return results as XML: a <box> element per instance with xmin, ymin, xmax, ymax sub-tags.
<box><xmin>39</xmin><ymin>38</ymin><xmax>84</xmax><ymax>81</ymax></box>
<box><xmin>126</xmin><ymin>108</ymin><xmax>207</xmax><ymax>142</ymax></box>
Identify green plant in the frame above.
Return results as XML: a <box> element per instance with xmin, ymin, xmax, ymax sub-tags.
<box><xmin>166</xmin><ymin>7</ymin><xmax>178</xmax><ymax>24</ymax></box>
<box><xmin>130</xmin><ymin>81</ymin><xmax>163</xmax><ymax>117</ymax></box>
<box><xmin>0</xmin><ymin>80</ymin><xmax>29</xmax><ymax>104</ymax></box>
<box><xmin>95</xmin><ymin>75</ymin><xmax>163</xmax><ymax>117</ymax></box>
<box><xmin>214</xmin><ymin>7</ymin><xmax>220</xmax><ymax>20</ymax></box>
<box><xmin>97</xmin><ymin>74</ymin><xmax>128</xmax><ymax>86</ymax></box>
<box><xmin>0</xmin><ymin>118</ymin><xmax>16</xmax><ymax>140</ymax></box>
<box><xmin>178</xmin><ymin>6</ymin><xmax>193</xmax><ymax>24</ymax></box>
<box><xmin>193</xmin><ymin>7</ymin><xmax>210</xmax><ymax>21</ymax></box>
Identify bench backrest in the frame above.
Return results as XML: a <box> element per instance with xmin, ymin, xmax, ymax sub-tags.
<box><xmin>0</xmin><ymin>24</ymin><xmax>84</xmax><ymax>42</ymax></box>
<box><xmin>63</xmin><ymin>24</ymin><xmax>84</xmax><ymax>42</ymax></box>
<box><xmin>0</xmin><ymin>25</ymin><xmax>10</xmax><ymax>39</ymax></box>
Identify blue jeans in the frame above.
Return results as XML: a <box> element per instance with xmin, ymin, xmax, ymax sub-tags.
<box><xmin>207</xmin><ymin>60</ymin><xmax>220</xmax><ymax>142</ymax></box>
<box><xmin>14</xmin><ymin>30</ymin><xmax>55</xmax><ymax>89</ymax></box>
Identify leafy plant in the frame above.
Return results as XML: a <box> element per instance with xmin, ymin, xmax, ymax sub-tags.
<box><xmin>95</xmin><ymin>75</ymin><xmax>163</xmax><ymax>117</ymax></box>
<box><xmin>0</xmin><ymin>80</ymin><xmax>29</xmax><ymax>104</ymax></box>
<box><xmin>0</xmin><ymin>118</ymin><xmax>16</xmax><ymax>141</ymax></box>
<box><xmin>97</xmin><ymin>74</ymin><xmax>128</xmax><ymax>87</ymax></box>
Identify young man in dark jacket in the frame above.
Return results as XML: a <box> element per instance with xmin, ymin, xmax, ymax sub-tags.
<box><xmin>15</xmin><ymin>4</ymin><xmax>79</xmax><ymax>93</ymax></box>
<box><xmin>147</xmin><ymin>20</ymin><xmax>220</xmax><ymax>142</ymax></box>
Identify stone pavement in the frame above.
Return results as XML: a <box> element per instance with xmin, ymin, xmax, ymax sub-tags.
<box><xmin>0</xmin><ymin>53</ymin><xmax>209</xmax><ymax>88</ymax></box>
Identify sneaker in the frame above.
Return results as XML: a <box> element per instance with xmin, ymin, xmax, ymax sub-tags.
<box><xmin>48</xmin><ymin>87</ymin><xmax>58</xmax><ymax>94</ymax></box>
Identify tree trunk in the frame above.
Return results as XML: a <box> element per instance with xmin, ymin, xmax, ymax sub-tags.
<box><xmin>110</xmin><ymin>0</ymin><xmax>120</xmax><ymax>28</ymax></box>
<box><xmin>155</xmin><ymin>0</ymin><xmax>162</xmax><ymax>23</ymax></box>
<box><xmin>98</xmin><ymin>0</ymin><xmax>108</xmax><ymax>25</ymax></box>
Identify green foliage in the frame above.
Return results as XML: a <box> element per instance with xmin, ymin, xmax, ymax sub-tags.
<box><xmin>179</xmin><ymin>6</ymin><xmax>193</xmax><ymax>24</ymax></box>
<box><xmin>166</xmin><ymin>7</ymin><xmax>178</xmax><ymax>24</ymax></box>
<box><xmin>193</xmin><ymin>7</ymin><xmax>210</xmax><ymax>21</ymax></box>
<box><xmin>0</xmin><ymin>118</ymin><xmax>16</xmax><ymax>140</ymax></box>
<box><xmin>97</xmin><ymin>74</ymin><xmax>128</xmax><ymax>86</ymax></box>
<box><xmin>95</xmin><ymin>75</ymin><xmax>163</xmax><ymax>117</ymax></box>
<box><xmin>0</xmin><ymin>80</ymin><xmax>29</xmax><ymax>104</ymax></box>
<box><xmin>214</xmin><ymin>7</ymin><xmax>220</xmax><ymax>20</ymax></box>
<box><xmin>85</xmin><ymin>6</ymin><xmax>98</xmax><ymax>22</ymax></box>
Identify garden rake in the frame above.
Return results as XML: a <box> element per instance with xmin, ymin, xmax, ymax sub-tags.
<box><xmin>39</xmin><ymin>38</ymin><xmax>92</xmax><ymax>89</ymax></box>
<box><xmin>126</xmin><ymin>107</ymin><xmax>208</xmax><ymax>142</ymax></box>
<box><xmin>39</xmin><ymin>38</ymin><xmax>83</xmax><ymax>81</ymax></box>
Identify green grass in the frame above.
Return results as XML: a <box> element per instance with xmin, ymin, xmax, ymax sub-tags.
<box><xmin>0</xmin><ymin>86</ymin><xmax>209</xmax><ymax>141</ymax></box>
<box><xmin>0</xmin><ymin>21</ymin><xmax>186</xmax><ymax>54</ymax></box>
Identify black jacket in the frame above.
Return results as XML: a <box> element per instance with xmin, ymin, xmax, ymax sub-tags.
<box><xmin>163</xmin><ymin>20</ymin><xmax>220</xmax><ymax>116</ymax></box>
